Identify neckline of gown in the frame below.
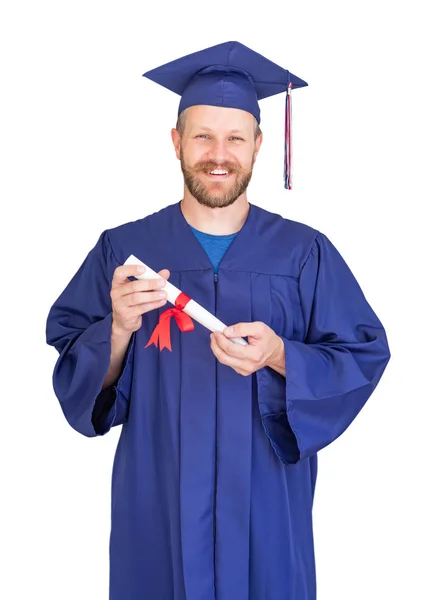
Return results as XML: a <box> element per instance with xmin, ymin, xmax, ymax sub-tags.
<box><xmin>172</xmin><ymin>199</ymin><xmax>258</xmax><ymax>273</ymax></box>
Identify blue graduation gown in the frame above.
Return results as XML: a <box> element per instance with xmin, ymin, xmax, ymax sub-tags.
<box><xmin>46</xmin><ymin>201</ymin><xmax>390</xmax><ymax>600</ymax></box>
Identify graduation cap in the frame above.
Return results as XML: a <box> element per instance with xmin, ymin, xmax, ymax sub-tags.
<box><xmin>143</xmin><ymin>41</ymin><xmax>307</xmax><ymax>190</ymax></box>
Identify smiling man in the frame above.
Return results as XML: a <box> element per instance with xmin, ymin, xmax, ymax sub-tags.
<box><xmin>46</xmin><ymin>42</ymin><xmax>390</xmax><ymax>600</ymax></box>
<box><xmin>176</xmin><ymin>104</ymin><xmax>260</xmax><ymax>210</ymax></box>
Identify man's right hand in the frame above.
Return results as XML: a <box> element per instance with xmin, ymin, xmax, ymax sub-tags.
<box><xmin>110</xmin><ymin>264</ymin><xmax>170</xmax><ymax>334</ymax></box>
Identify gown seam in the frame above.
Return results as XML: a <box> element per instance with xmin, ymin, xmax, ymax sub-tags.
<box><xmin>168</xmin><ymin>267</ymin><xmax>302</xmax><ymax>280</ymax></box>
<box><xmin>105</xmin><ymin>230</ymin><xmax>122</xmax><ymax>266</ymax></box>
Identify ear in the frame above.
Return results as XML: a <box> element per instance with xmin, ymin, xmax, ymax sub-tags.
<box><xmin>253</xmin><ymin>132</ymin><xmax>263</xmax><ymax>163</ymax></box>
<box><xmin>171</xmin><ymin>128</ymin><xmax>181</xmax><ymax>161</ymax></box>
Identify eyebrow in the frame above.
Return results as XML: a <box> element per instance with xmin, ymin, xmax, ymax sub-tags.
<box><xmin>194</xmin><ymin>126</ymin><xmax>245</xmax><ymax>134</ymax></box>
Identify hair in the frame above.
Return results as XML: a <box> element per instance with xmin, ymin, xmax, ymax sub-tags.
<box><xmin>176</xmin><ymin>107</ymin><xmax>262</xmax><ymax>140</ymax></box>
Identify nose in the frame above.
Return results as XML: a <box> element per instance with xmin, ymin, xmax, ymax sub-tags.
<box><xmin>206</xmin><ymin>139</ymin><xmax>231</xmax><ymax>165</ymax></box>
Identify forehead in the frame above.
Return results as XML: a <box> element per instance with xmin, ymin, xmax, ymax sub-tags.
<box><xmin>185</xmin><ymin>105</ymin><xmax>255</xmax><ymax>131</ymax></box>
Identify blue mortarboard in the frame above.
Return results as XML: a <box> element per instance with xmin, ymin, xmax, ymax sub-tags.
<box><xmin>143</xmin><ymin>41</ymin><xmax>308</xmax><ymax>190</ymax></box>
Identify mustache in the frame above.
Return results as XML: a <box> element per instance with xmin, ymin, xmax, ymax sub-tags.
<box><xmin>193</xmin><ymin>161</ymin><xmax>243</xmax><ymax>174</ymax></box>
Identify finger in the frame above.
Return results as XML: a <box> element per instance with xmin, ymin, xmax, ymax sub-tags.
<box><xmin>128</xmin><ymin>298</ymin><xmax>168</xmax><ymax>315</ymax></box>
<box><xmin>210</xmin><ymin>333</ymin><xmax>246</xmax><ymax>370</ymax></box>
<box><xmin>113</xmin><ymin>265</ymin><xmax>170</xmax><ymax>288</ymax></box>
<box><xmin>213</xmin><ymin>331</ymin><xmax>252</xmax><ymax>359</ymax></box>
<box><xmin>223</xmin><ymin>321</ymin><xmax>266</xmax><ymax>339</ymax></box>
<box><xmin>214</xmin><ymin>331</ymin><xmax>264</xmax><ymax>366</ymax></box>
<box><xmin>158</xmin><ymin>269</ymin><xmax>170</xmax><ymax>281</ymax></box>
<box><xmin>212</xmin><ymin>340</ymin><xmax>253</xmax><ymax>376</ymax></box>
<box><xmin>112</xmin><ymin>264</ymin><xmax>147</xmax><ymax>284</ymax></box>
<box><xmin>114</xmin><ymin>277</ymin><xmax>167</xmax><ymax>302</ymax></box>
<box><xmin>122</xmin><ymin>289</ymin><xmax>168</xmax><ymax>308</ymax></box>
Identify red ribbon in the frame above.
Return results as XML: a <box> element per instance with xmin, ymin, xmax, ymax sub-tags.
<box><xmin>145</xmin><ymin>292</ymin><xmax>194</xmax><ymax>352</ymax></box>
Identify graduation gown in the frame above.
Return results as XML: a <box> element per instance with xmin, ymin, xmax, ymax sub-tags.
<box><xmin>46</xmin><ymin>201</ymin><xmax>390</xmax><ymax>600</ymax></box>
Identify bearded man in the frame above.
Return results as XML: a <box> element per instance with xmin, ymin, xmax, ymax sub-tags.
<box><xmin>46</xmin><ymin>41</ymin><xmax>390</xmax><ymax>600</ymax></box>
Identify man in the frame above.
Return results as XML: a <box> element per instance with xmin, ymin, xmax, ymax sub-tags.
<box><xmin>46</xmin><ymin>42</ymin><xmax>390</xmax><ymax>600</ymax></box>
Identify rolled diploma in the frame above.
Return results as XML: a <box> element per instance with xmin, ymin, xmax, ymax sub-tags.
<box><xmin>124</xmin><ymin>254</ymin><xmax>248</xmax><ymax>346</ymax></box>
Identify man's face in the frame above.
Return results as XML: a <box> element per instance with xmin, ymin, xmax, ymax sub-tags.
<box><xmin>173</xmin><ymin>105</ymin><xmax>262</xmax><ymax>209</ymax></box>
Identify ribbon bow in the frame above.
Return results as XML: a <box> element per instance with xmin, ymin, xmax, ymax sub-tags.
<box><xmin>145</xmin><ymin>292</ymin><xmax>194</xmax><ymax>352</ymax></box>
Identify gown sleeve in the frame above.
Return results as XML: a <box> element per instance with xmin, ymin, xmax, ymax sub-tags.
<box><xmin>256</xmin><ymin>232</ymin><xmax>391</xmax><ymax>464</ymax></box>
<box><xmin>45</xmin><ymin>230</ymin><xmax>134</xmax><ymax>437</ymax></box>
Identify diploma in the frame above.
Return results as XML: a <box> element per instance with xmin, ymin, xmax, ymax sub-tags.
<box><xmin>124</xmin><ymin>255</ymin><xmax>247</xmax><ymax>346</ymax></box>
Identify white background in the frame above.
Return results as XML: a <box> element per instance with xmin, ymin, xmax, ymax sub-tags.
<box><xmin>1</xmin><ymin>0</ymin><xmax>430</xmax><ymax>598</ymax></box>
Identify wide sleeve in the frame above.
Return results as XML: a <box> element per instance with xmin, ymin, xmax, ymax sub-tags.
<box><xmin>256</xmin><ymin>232</ymin><xmax>391</xmax><ymax>464</ymax></box>
<box><xmin>45</xmin><ymin>230</ymin><xmax>134</xmax><ymax>437</ymax></box>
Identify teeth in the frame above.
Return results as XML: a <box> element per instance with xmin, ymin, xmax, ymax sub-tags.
<box><xmin>210</xmin><ymin>169</ymin><xmax>228</xmax><ymax>175</ymax></box>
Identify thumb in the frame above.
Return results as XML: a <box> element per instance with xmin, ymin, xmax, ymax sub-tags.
<box><xmin>223</xmin><ymin>323</ymin><xmax>247</xmax><ymax>338</ymax></box>
<box><xmin>158</xmin><ymin>269</ymin><xmax>170</xmax><ymax>281</ymax></box>
<box><xmin>224</xmin><ymin>322</ymin><xmax>264</xmax><ymax>339</ymax></box>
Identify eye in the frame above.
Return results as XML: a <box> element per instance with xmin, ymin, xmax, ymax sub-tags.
<box><xmin>195</xmin><ymin>134</ymin><xmax>210</xmax><ymax>139</ymax></box>
<box><xmin>229</xmin><ymin>136</ymin><xmax>244</xmax><ymax>141</ymax></box>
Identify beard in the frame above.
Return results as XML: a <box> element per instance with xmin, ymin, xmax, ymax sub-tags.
<box><xmin>180</xmin><ymin>148</ymin><xmax>254</xmax><ymax>209</ymax></box>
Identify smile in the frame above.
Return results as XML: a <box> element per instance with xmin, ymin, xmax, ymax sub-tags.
<box><xmin>205</xmin><ymin>169</ymin><xmax>233</xmax><ymax>180</ymax></box>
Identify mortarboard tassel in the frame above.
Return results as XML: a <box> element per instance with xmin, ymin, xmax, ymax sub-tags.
<box><xmin>284</xmin><ymin>81</ymin><xmax>293</xmax><ymax>190</ymax></box>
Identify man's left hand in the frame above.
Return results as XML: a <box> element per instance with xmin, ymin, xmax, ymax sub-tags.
<box><xmin>210</xmin><ymin>321</ymin><xmax>285</xmax><ymax>377</ymax></box>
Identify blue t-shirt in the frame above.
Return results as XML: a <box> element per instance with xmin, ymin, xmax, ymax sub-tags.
<box><xmin>190</xmin><ymin>225</ymin><xmax>237</xmax><ymax>273</ymax></box>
